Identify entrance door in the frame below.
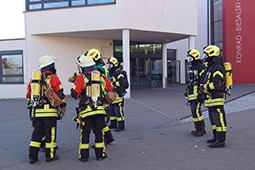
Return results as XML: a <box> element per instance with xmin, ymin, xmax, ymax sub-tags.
<box><xmin>130</xmin><ymin>56</ymin><xmax>149</xmax><ymax>88</ymax></box>
<box><xmin>167</xmin><ymin>60</ymin><xmax>180</xmax><ymax>84</ymax></box>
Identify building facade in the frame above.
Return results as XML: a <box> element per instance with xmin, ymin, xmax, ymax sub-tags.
<box><xmin>1</xmin><ymin>0</ymin><xmax>253</xmax><ymax>99</ymax></box>
<box><xmin>0</xmin><ymin>0</ymin><xmax>197</xmax><ymax>98</ymax></box>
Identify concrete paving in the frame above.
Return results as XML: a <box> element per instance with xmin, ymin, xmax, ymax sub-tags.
<box><xmin>1</xmin><ymin>84</ymin><xmax>255</xmax><ymax>170</ymax></box>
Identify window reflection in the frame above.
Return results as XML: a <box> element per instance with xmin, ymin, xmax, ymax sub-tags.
<box><xmin>27</xmin><ymin>0</ymin><xmax>115</xmax><ymax>10</ymax></box>
<box><xmin>44</xmin><ymin>2</ymin><xmax>69</xmax><ymax>9</ymax></box>
<box><xmin>2</xmin><ymin>55</ymin><xmax>23</xmax><ymax>75</ymax></box>
<box><xmin>72</xmin><ymin>0</ymin><xmax>86</xmax><ymax>6</ymax></box>
<box><xmin>88</xmin><ymin>0</ymin><xmax>115</xmax><ymax>4</ymax></box>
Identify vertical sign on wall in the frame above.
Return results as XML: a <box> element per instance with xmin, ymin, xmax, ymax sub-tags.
<box><xmin>223</xmin><ymin>0</ymin><xmax>255</xmax><ymax>83</ymax></box>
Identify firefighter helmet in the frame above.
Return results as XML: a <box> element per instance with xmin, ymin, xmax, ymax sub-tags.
<box><xmin>39</xmin><ymin>54</ymin><xmax>58</xmax><ymax>69</ymax></box>
<box><xmin>107</xmin><ymin>57</ymin><xmax>119</xmax><ymax>73</ymax></box>
<box><xmin>84</xmin><ymin>49</ymin><xmax>101</xmax><ymax>62</ymax></box>
<box><xmin>79</xmin><ymin>55</ymin><xmax>96</xmax><ymax>68</ymax></box>
<box><xmin>203</xmin><ymin>45</ymin><xmax>220</xmax><ymax>60</ymax></box>
<box><xmin>187</xmin><ymin>49</ymin><xmax>200</xmax><ymax>64</ymax></box>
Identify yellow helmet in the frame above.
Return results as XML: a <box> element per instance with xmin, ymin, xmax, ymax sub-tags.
<box><xmin>107</xmin><ymin>57</ymin><xmax>119</xmax><ymax>73</ymax></box>
<box><xmin>77</xmin><ymin>54</ymin><xmax>85</xmax><ymax>63</ymax></box>
<box><xmin>84</xmin><ymin>49</ymin><xmax>101</xmax><ymax>62</ymax></box>
<box><xmin>107</xmin><ymin>57</ymin><xmax>118</xmax><ymax>67</ymax></box>
<box><xmin>187</xmin><ymin>49</ymin><xmax>200</xmax><ymax>60</ymax></box>
<box><xmin>203</xmin><ymin>45</ymin><xmax>220</xmax><ymax>57</ymax></box>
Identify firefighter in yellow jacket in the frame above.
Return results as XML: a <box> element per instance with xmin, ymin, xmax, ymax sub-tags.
<box><xmin>185</xmin><ymin>49</ymin><xmax>207</xmax><ymax>137</ymax></box>
<box><xmin>200</xmin><ymin>45</ymin><xmax>227</xmax><ymax>148</ymax></box>
<box><xmin>26</xmin><ymin>55</ymin><xmax>66</xmax><ymax>163</ymax></box>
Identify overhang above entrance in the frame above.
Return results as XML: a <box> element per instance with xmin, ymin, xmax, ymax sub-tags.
<box><xmin>41</xmin><ymin>29</ymin><xmax>190</xmax><ymax>44</ymax></box>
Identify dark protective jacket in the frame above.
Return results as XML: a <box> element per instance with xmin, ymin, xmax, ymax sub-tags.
<box><xmin>204</xmin><ymin>61</ymin><xmax>226</xmax><ymax>107</ymax></box>
<box><xmin>71</xmin><ymin>71</ymin><xmax>114</xmax><ymax>118</ymax></box>
<box><xmin>26</xmin><ymin>70</ymin><xmax>66</xmax><ymax>118</ymax></box>
<box><xmin>187</xmin><ymin>60</ymin><xmax>207</xmax><ymax>101</ymax></box>
<box><xmin>109</xmin><ymin>68</ymin><xmax>129</xmax><ymax>104</ymax></box>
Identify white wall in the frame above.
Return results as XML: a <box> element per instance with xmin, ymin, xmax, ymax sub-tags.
<box><xmin>25</xmin><ymin>0</ymin><xmax>197</xmax><ymax>36</ymax></box>
<box><xmin>26</xmin><ymin>36</ymin><xmax>113</xmax><ymax>95</ymax></box>
<box><xmin>167</xmin><ymin>0</ymin><xmax>208</xmax><ymax>84</ymax></box>
<box><xmin>0</xmin><ymin>39</ymin><xmax>27</xmax><ymax>98</ymax></box>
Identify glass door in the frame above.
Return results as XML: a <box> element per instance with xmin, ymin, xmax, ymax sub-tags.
<box><xmin>167</xmin><ymin>60</ymin><xmax>180</xmax><ymax>83</ymax></box>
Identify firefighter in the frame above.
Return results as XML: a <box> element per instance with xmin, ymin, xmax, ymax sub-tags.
<box><xmin>26</xmin><ymin>54</ymin><xmax>66</xmax><ymax>164</ymax></box>
<box><xmin>70</xmin><ymin>56</ymin><xmax>114</xmax><ymax>162</ymax></box>
<box><xmin>200</xmin><ymin>45</ymin><xmax>227</xmax><ymax>148</ymax></box>
<box><xmin>185</xmin><ymin>49</ymin><xmax>207</xmax><ymax>137</ymax></box>
<box><xmin>84</xmin><ymin>49</ymin><xmax>115</xmax><ymax>145</ymax></box>
<box><xmin>107</xmin><ymin>57</ymin><xmax>129</xmax><ymax>132</ymax></box>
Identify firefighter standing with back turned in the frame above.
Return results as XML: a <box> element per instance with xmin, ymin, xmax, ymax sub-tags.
<box><xmin>199</xmin><ymin>45</ymin><xmax>227</xmax><ymax>148</ymax></box>
<box><xmin>107</xmin><ymin>57</ymin><xmax>129</xmax><ymax>132</ymax></box>
<box><xmin>84</xmin><ymin>49</ymin><xmax>114</xmax><ymax>144</ymax></box>
<box><xmin>70</xmin><ymin>56</ymin><xmax>114</xmax><ymax>162</ymax></box>
<box><xmin>185</xmin><ymin>49</ymin><xmax>207</xmax><ymax>137</ymax></box>
<box><xmin>26</xmin><ymin>54</ymin><xmax>66</xmax><ymax>164</ymax></box>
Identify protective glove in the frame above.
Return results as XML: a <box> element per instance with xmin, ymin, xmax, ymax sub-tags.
<box><xmin>59</xmin><ymin>107</ymin><xmax>66</xmax><ymax>119</ymax></box>
<box><xmin>197</xmin><ymin>93</ymin><xmax>205</xmax><ymax>103</ymax></box>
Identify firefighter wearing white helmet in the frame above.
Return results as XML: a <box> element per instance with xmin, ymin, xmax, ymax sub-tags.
<box><xmin>200</xmin><ymin>45</ymin><xmax>227</xmax><ymax>148</ymax></box>
<box><xmin>185</xmin><ymin>49</ymin><xmax>207</xmax><ymax>137</ymax></box>
<box><xmin>26</xmin><ymin>54</ymin><xmax>66</xmax><ymax>164</ymax></box>
<box><xmin>84</xmin><ymin>49</ymin><xmax>115</xmax><ymax>146</ymax></box>
<box><xmin>71</xmin><ymin>55</ymin><xmax>115</xmax><ymax>162</ymax></box>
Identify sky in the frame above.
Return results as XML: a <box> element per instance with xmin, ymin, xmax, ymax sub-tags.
<box><xmin>0</xmin><ymin>0</ymin><xmax>25</xmax><ymax>39</ymax></box>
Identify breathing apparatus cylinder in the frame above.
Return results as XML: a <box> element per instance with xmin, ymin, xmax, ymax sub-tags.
<box><xmin>224</xmin><ymin>62</ymin><xmax>233</xmax><ymax>94</ymax></box>
<box><xmin>91</xmin><ymin>70</ymin><xmax>101</xmax><ymax>108</ymax></box>
<box><xmin>31</xmin><ymin>70</ymin><xmax>42</xmax><ymax>103</ymax></box>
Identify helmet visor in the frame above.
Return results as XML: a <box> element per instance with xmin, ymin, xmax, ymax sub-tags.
<box><xmin>107</xmin><ymin>63</ymin><xmax>113</xmax><ymax>70</ymax></box>
<box><xmin>203</xmin><ymin>54</ymin><xmax>208</xmax><ymax>61</ymax></box>
<box><xmin>188</xmin><ymin>56</ymin><xmax>193</xmax><ymax>64</ymax></box>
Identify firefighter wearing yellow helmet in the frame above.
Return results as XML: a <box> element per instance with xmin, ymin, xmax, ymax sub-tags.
<box><xmin>185</xmin><ymin>49</ymin><xmax>207</xmax><ymax>137</ymax></box>
<box><xmin>26</xmin><ymin>54</ymin><xmax>66</xmax><ymax>163</ymax></box>
<box><xmin>107</xmin><ymin>57</ymin><xmax>129</xmax><ymax>132</ymax></box>
<box><xmin>201</xmin><ymin>45</ymin><xmax>227</xmax><ymax>148</ymax></box>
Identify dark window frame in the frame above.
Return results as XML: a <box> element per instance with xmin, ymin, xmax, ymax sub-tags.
<box><xmin>210</xmin><ymin>0</ymin><xmax>223</xmax><ymax>55</ymax></box>
<box><xmin>26</xmin><ymin>0</ymin><xmax>116</xmax><ymax>11</ymax></box>
<box><xmin>0</xmin><ymin>50</ymin><xmax>24</xmax><ymax>84</ymax></box>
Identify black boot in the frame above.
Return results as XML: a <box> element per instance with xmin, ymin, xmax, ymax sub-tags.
<box><xmin>115</xmin><ymin>121</ymin><xmax>125</xmax><ymax>132</ymax></box>
<box><xmin>209</xmin><ymin>141</ymin><xmax>225</xmax><ymax>148</ymax></box>
<box><xmin>191</xmin><ymin>129</ymin><xmax>206</xmax><ymax>137</ymax></box>
<box><xmin>46</xmin><ymin>155</ymin><xmax>59</xmax><ymax>162</ymax></box>
<box><xmin>105</xmin><ymin>130</ymin><xmax>115</xmax><ymax>144</ymax></box>
<box><xmin>207</xmin><ymin>129</ymin><xmax>216</xmax><ymax>143</ymax></box>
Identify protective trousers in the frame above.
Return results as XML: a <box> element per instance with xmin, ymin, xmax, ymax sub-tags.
<box><xmin>208</xmin><ymin>106</ymin><xmax>227</xmax><ymax>142</ymax></box>
<box><xmin>29</xmin><ymin>118</ymin><xmax>57</xmax><ymax>160</ymax></box>
<box><xmin>102</xmin><ymin>124</ymin><xmax>114</xmax><ymax>144</ymax></box>
<box><xmin>109</xmin><ymin>102</ymin><xmax>125</xmax><ymax>129</ymax></box>
<box><xmin>79</xmin><ymin>115</ymin><xmax>106</xmax><ymax>160</ymax></box>
<box><xmin>190</xmin><ymin>100</ymin><xmax>205</xmax><ymax>131</ymax></box>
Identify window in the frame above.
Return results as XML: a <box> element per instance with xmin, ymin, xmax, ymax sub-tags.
<box><xmin>211</xmin><ymin>0</ymin><xmax>223</xmax><ymax>55</ymax></box>
<box><xmin>26</xmin><ymin>0</ymin><xmax>116</xmax><ymax>11</ymax></box>
<box><xmin>88</xmin><ymin>0</ymin><xmax>115</xmax><ymax>5</ymax></box>
<box><xmin>0</xmin><ymin>50</ymin><xmax>23</xmax><ymax>84</ymax></box>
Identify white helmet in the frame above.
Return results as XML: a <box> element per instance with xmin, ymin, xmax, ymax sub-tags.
<box><xmin>79</xmin><ymin>55</ymin><xmax>95</xmax><ymax>68</ymax></box>
<box><xmin>39</xmin><ymin>54</ymin><xmax>58</xmax><ymax>69</ymax></box>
